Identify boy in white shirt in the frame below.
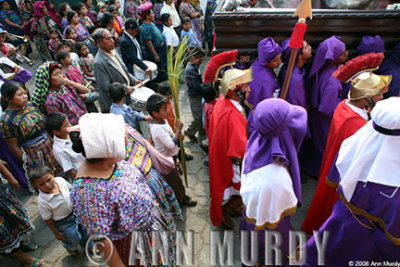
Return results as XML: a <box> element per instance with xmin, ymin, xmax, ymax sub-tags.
<box><xmin>30</xmin><ymin>166</ymin><xmax>89</xmax><ymax>255</ymax></box>
<box><xmin>44</xmin><ymin>112</ymin><xmax>84</xmax><ymax>182</ymax></box>
<box><xmin>147</xmin><ymin>93</ymin><xmax>197</xmax><ymax>207</ymax></box>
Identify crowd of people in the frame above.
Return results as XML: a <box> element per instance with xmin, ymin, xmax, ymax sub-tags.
<box><xmin>0</xmin><ymin>0</ymin><xmax>399</xmax><ymax>265</ymax></box>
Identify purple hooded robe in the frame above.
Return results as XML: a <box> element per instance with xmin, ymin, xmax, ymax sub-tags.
<box><xmin>277</xmin><ymin>38</ymin><xmax>307</xmax><ymax>108</ymax></box>
<box><xmin>241</xmin><ymin>98</ymin><xmax>308</xmax><ymax>266</ymax></box>
<box><xmin>301</xmin><ymin>36</ymin><xmax>345</xmax><ymax>178</ymax></box>
<box><xmin>247</xmin><ymin>37</ymin><xmax>282</xmax><ymax>133</ymax></box>
<box><xmin>376</xmin><ymin>41</ymin><xmax>400</xmax><ymax>98</ymax></box>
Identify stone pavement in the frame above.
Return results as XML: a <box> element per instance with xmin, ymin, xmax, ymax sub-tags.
<box><xmin>1</xmin><ymin>59</ymin><xmax>317</xmax><ymax>267</ymax></box>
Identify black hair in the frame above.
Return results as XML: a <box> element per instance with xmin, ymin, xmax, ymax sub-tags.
<box><xmin>201</xmin><ymin>83</ymin><xmax>218</xmax><ymax>103</ymax></box>
<box><xmin>161</xmin><ymin>13</ymin><xmax>170</xmax><ymax>25</ymax></box>
<box><xmin>106</xmin><ymin>0</ymin><xmax>115</xmax><ymax>5</ymax></box>
<box><xmin>70</xmin><ymin>131</ymin><xmax>102</xmax><ymax>163</ymax></box>
<box><xmin>44</xmin><ymin>112</ymin><xmax>67</xmax><ymax>136</ymax></box>
<box><xmin>56</xmin><ymin>39</ymin><xmax>72</xmax><ymax>51</ymax></box>
<box><xmin>49</xmin><ymin>27</ymin><xmax>59</xmax><ymax>35</ymax></box>
<box><xmin>190</xmin><ymin>46</ymin><xmax>205</xmax><ymax>58</ymax></box>
<box><xmin>158</xmin><ymin>83</ymin><xmax>172</xmax><ymax>96</ymax></box>
<box><xmin>108</xmin><ymin>82</ymin><xmax>126</xmax><ymax>103</ymax></box>
<box><xmin>0</xmin><ymin>81</ymin><xmax>24</xmax><ymax>110</ymax></box>
<box><xmin>107</xmin><ymin>4</ymin><xmax>117</xmax><ymax>13</ymax></box>
<box><xmin>58</xmin><ymin>2</ymin><xmax>69</xmax><ymax>17</ymax></box>
<box><xmin>55</xmin><ymin>50</ymin><xmax>70</xmax><ymax>62</ymax></box>
<box><xmin>72</xmin><ymin>2</ymin><xmax>85</xmax><ymax>14</ymax></box>
<box><xmin>147</xmin><ymin>93</ymin><xmax>168</xmax><ymax>117</ymax></box>
<box><xmin>64</xmin><ymin>27</ymin><xmax>76</xmax><ymax>38</ymax></box>
<box><xmin>66</xmin><ymin>10</ymin><xmax>77</xmax><ymax>23</ymax></box>
<box><xmin>100</xmin><ymin>12</ymin><xmax>114</xmax><ymax>28</ymax></box>
<box><xmin>75</xmin><ymin>42</ymin><xmax>88</xmax><ymax>56</ymax></box>
<box><xmin>181</xmin><ymin>16</ymin><xmax>190</xmax><ymax>24</ymax></box>
<box><xmin>29</xmin><ymin>166</ymin><xmax>53</xmax><ymax>184</ymax></box>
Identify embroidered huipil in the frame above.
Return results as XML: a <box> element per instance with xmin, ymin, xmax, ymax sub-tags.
<box><xmin>70</xmin><ymin>161</ymin><xmax>156</xmax><ymax>240</ymax></box>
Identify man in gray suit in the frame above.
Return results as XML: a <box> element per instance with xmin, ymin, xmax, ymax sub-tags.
<box><xmin>93</xmin><ymin>28</ymin><xmax>139</xmax><ymax>112</ymax></box>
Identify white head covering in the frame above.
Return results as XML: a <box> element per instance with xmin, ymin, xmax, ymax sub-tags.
<box><xmin>79</xmin><ymin>113</ymin><xmax>126</xmax><ymax>159</ymax></box>
<box><xmin>336</xmin><ymin>97</ymin><xmax>400</xmax><ymax>201</ymax></box>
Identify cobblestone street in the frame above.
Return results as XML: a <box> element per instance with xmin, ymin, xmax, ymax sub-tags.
<box><xmin>0</xmin><ymin>59</ymin><xmax>317</xmax><ymax>267</ymax></box>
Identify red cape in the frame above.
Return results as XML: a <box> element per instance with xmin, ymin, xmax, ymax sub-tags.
<box><xmin>208</xmin><ymin>95</ymin><xmax>247</xmax><ymax>226</ymax></box>
<box><xmin>301</xmin><ymin>100</ymin><xmax>367</xmax><ymax>235</ymax></box>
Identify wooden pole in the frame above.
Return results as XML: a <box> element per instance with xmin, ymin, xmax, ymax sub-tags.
<box><xmin>280</xmin><ymin>48</ymin><xmax>298</xmax><ymax>100</ymax></box>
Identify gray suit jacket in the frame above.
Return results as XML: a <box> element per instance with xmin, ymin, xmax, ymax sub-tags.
<box><xmin>93</xmin><ymin>48</ymin><xmax>137</xmax><ymax>110</ymax></box>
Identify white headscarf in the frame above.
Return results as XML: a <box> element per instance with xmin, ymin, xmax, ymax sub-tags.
<box><xmin>79</xmin><ymin>113</ymin><xmax>126</xmax><ymax>159</ymax></box>
<box><xmin>336</xmin><ymin>97</ymin><xmax>400</xmax><ymax>201</ymax></box>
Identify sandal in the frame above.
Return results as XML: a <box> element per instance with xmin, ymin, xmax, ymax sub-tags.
<box><xmin>21</xmin><ymin>258</ymin><xmax>44</xmax><ymax>267</ymax></box>
<box><xmin>21</xmin><ymin>241</ymin><xmax>38</xmax><ymax>252</ymax></box>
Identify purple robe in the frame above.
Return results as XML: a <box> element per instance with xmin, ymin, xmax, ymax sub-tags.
<box><xmin>244</xmin><ymin>98</ymin><xmax>307</xmax><ymax>203</ymax></box>
<box><xmin>357</xmin><ymin>35</ymin><xmax>385</xmax><ymax>55</ymax></box>
<box><xmin>247</xmin><ymin>38</ymin><xmax>282</xmax><ymax>133</ymax></box>
<box><xmin>0</xmin><ymin>69</ymin><xmax>32</xmax><ymax>86</ymax></box>
<box><xmin>376</xmin><ymin>41</ymin><xmax>400</xmax><ymax>98</ymax></box>
<box><xmin>302</xmin><ymin>36</ymin><xmax>344</xmax><ymax>178</ymax></box>
<box><xmin>302</xmin><ymin>182</ymin><xmax>400</xmax><ymax>266</ymax></box>
<box><xmin>241</xmin><ymin>99</ymin><xmax>307</xmax><ymax>266</ymax></box>
<box><xmin>241</xmin><ymin>213</ymin><xmax>293</xmax><ymax>266</ymax></box>
<box><xmin>0</xmin><ymin>136</ymin><xmax>30</xmax><ymax>192</ymax></box>
<box><xmin>278</xmin><ymin>64</ymin><xmax>307</xmax><ymax>108</ymax></box>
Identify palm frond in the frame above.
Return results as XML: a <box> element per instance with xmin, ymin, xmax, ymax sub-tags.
<box><xmin>167</xmin><ymin>37</ymin><xmax>192</xmax><ymax>187</ymax></box>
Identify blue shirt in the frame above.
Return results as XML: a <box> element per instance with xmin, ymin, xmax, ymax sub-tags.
<box><xmin>185</xmin><ymin>62</ymin><xmax>202</xmax><ymax>98</ymax></box>
<box><xmin>140</xmin><ymin>22</ymin><xmax>165</xmax><ymax>51</ymax></box>
<box><xmin>181</xmin><ymin>29</ymin><xmax>200</xmax><ymax>48</ymax></box>
<box><xmin>110</xmin><ymin>103</ymin><xmax>146</xmax><ymax>130</ymax></box>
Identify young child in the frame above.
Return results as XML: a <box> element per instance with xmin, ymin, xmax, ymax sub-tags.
<box><xmin>202</xmin><ymin>82</ymin><xmax>218</xmax><ymax>136</ymax></box>
<box><xmin>109</xmin><ymin>82</ymin><xmax>152</xmax><ymax>132</ymax></box>
<box><xmin>30</xmin><ymin>166</ymin><xmax>89</xmax><ymax>256</ymax></box>
<box><xmin>48</xmin><ymin>28</ymin><xmax>61</xmax><ymax>57</ymax></box>
<box><xmin>97</xmin><ymin>2</ymin><xmax>107</xmax><ymax>21</ymax></box>
<box><xmin>184</xmin><ymin>47</ymin><xmax>205</xmax><ymax>142</ymax></box>
<box><xmin>59</xmin><ymin>2</ymin><xmax>72</xmax><ymax>30</ymax></box>
<box><xmin>181</xmin><ymin>16</ymin><xmax>200</xmax><ymax>48</ymax></box>
<box><xmin>64</xmin><ymin>27</ymin><xmax>78</xmax><ymax>47</ymax></box>
<box><xmin>56</xmin><ymin>40</ymin><xmax>81</xmax><ymax>72</ymax></box>
<box><xmin>75</xmin><ymin>42</ymin><xmax>95</xmax><ymax>79</ymax></box>
<box><xmin>147</xmin><ymin>93</ymin><xmax>197</xmax><ymax>206</ymax></box>
<box><xmin>55</xmin><ymin>51</ymin><xmax>99</xmax><ymax>109</ymax></box>
<box><xmin>44</xmin><ymin>112</ymin><xmax>84</xmax><ymax>181</ymax></box>
<box><xmin>158</xmin><ymin>83</ymin><xmax>194</xmax><ymax>161</ymax></box>
<box><xmin>200</xmin><ymin>82</ymin><xmax>218</xmax><ymax>166</ymax></box>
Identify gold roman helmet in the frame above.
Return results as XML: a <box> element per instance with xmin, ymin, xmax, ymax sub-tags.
<box><xmin>333</xmin><ymin>52</ymin><xmax>391</xmax><ymax>101</ymax></box>
<box><xmin>220</xmin><ymin>68</ymin><xmax>253</xmax><ymax>96</ymax></box>
<box><xmin>203</xmin><ymin>50</ymin><xmax>253</xmax><ymax>96</ymax></box>
<box><xmin>348</xmin><ymin>71</ymin><xmax>391</xmax><ymax>100</ymax></box>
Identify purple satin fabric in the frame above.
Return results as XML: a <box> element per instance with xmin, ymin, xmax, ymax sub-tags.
<box><xmin>302</xmin><ymin>182</ymin><xmax>400</xmax><ymax>266</ymax></box>
<box><xmin>376</xmin><ymin>41</ymin><xmax>400</xmax><ymax>98</ymax></box>
<box><xmin>357</xmin><ymin>35</ymin><xmax>385</xmax><ymax>55</ymax></box>
<box><xmin>240</xmin><ymin>211</ymin><xmax>293</xmax><ymax>267</ymax></box>
<box><xmin>257</xmin><ymin>37</ymin><xmax>282</xmax><ymax>65</ymax></box>
<box><xmin>0</xmin><ymin>136</ymin><xmax>30</xmax><ymax>192</ymax></box>
<box><xmin>278</xmin><ymin>64</ymin><xmax>307</xmax><ymax>108</ymax></box>
<box><xmin>243</xmin><ymin>98</ymin><xmax>307</xmax><ymax>204</ymax></box>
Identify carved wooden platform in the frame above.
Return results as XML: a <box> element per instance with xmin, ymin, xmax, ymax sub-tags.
<box><xmin>214</xmin><ymin>9</ymin><xmax>400</xmax><ymax>53</ymax></box>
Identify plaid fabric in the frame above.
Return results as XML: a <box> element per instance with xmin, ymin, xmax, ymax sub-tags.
<box><xmin>22</xmin><ymin>136</ymin><xmax>63</xmax><ymax>178</ymax></box>
<box><xmin>32</xmin><ymin>61</ymin><xmax>57</xmax><ymax>113</ymax></box>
